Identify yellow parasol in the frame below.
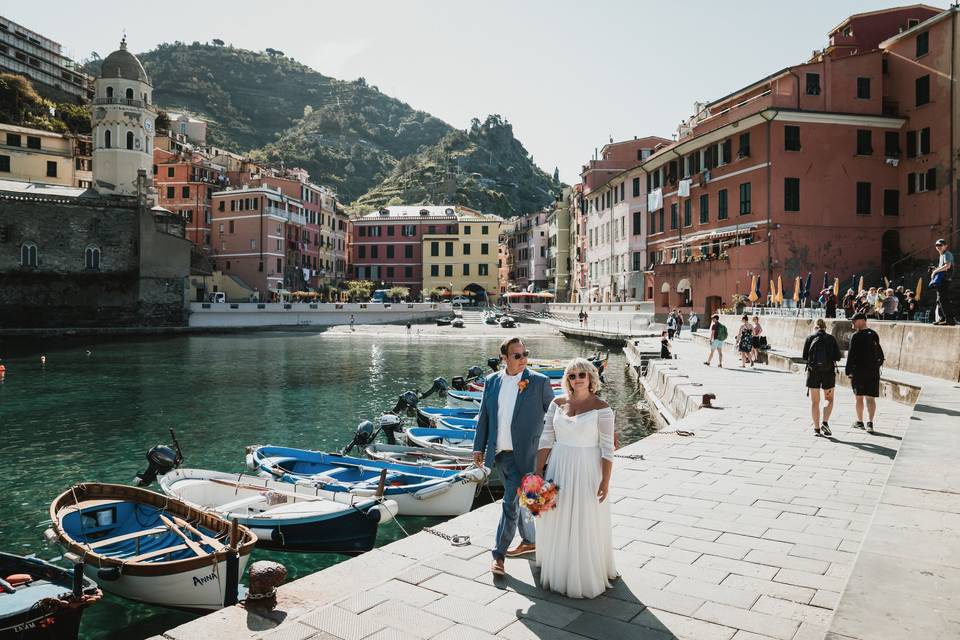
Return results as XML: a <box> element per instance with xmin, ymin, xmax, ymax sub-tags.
<box><xmin>857</xmin><ymin>275</ymin><xmax>864</xmax><ymax>293</ymax></box>
<box><xmin>748</xmin><ymin>276</ymin><xmax>758</xmax><ymax>303</ymax></box>
<box><xmin>915</xmin><ymin>276</ymin><xmax>923</xmax><ymax>300</ymax></box>
<box><xmin>793</xmin><ymin>276</ymin><xmax>801</xmax><ymax>303</ymax></box>
<box><xmin>833</xmin><ymin>277</ymin><xmax>840</xmax><ymax>298</ymax></box>
<box><xmin>776</xmin><ymin>275</ymin><xmax>784</xmax><ymax>304</ymax></box>
<box><xmin>883</xmin><ymin>276</ymin><xmax>890</xmax><ymax>289</ymax></box>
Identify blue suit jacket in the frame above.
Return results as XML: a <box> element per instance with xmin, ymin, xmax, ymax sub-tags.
<box><xmin>472</xmin><ymin>368</ymin><xmax>554</xmax><ymax>474</ymax></box>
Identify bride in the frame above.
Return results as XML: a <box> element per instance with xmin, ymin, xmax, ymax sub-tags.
<box><xmin>534</xmin><ymin>357</ymin><xmax>618</xmax><ymax>599</ymax></box>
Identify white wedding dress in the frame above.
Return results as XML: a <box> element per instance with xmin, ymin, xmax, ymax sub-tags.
<box><xmin>535</xmin><ymin>402</ymin><xmax>618</xmax><ymax>599</ymax></box>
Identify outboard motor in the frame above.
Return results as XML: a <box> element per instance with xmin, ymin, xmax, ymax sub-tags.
<box><xmin>419</xmin><ymin>377</ymin><xmax>448</xmax><ymax>400</ymax></box>
<box><xmin>341</xmin><ymin>420</ymin><xmax>376</xmax><ymax>455</ymax></box>
<box><xmin>390</xmin><ymin>390</ymin><xmax>420</xmax><ymax>416</ymax></box>
<box><xmin>487</xmin><ymin>357</ymin><xmax>501</xmax><ymax>372</ymax></box>
<box><xmin>378</xmin><ymin>413</ymin><xmax>404</xmax><ymax>445</ymax></box>
<box><xmin>134</xmin><ymin>429</ymin><xmax>183</xmax><ymax>486</ymax></box>
<box><xmin>451</xmin><ymin>376</ymin><xmax>467</xmax><ymax>391</ymax></box>
<box><xmin>466</xmin><ymin>365</ymin><xmax>483</xmax><ymax>380</ymax></box>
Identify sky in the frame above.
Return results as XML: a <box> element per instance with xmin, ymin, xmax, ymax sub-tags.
<box><xmin>6</xmin><ymin>1</ymin><xmax>949</xmax><ymax>184</ymax></box>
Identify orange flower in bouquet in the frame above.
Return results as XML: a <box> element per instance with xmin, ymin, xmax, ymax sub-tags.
<box><xmin>517</xmin><ymin>473</ymin><xmax>559</xmax><ymax>516</ymax></box>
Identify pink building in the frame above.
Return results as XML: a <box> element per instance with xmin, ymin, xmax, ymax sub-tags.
<box><xmin>640</xmin><ymin>4</ymin><xmax>950</xmax><ymax>318</ymax></box>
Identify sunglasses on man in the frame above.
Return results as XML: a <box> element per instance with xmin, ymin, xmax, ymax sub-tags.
<box><xmin>508</xmin><ymin>351</ymin><xmax>530</xmax><ymax>360</ymax></box>
<box><xmin>567</xmin><ymin>372</ymin><xmax>588</xmax><ymax>380</ymax></box>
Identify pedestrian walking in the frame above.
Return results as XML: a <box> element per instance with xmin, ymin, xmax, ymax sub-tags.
<box><xmin>660</xmin><ymin>330</ymin><xmax>672</xmax><ymax>359</ymax></box>
<box><xmin>932</xmin><ymin>238</ymin><xmax>955</xmax><ymax>325</ymax></box>
<box><xmin>675</xmin><ymin>311</ymin><xmax>684</xmax><ymax>339</ymax></box>
<box><xmin>704</xmin><ymin>314</ymin><xmax>726</xmax><ymax>367</ymax></box>
<box><xmin>737</xmin><ymin>315</ymin><xmax>754</xmax><ymax>367</ymax></box>
<box><xmin>689</xmin><ymin>312</ymin><xmax>700</xmax><ymax>334</ymax></box>
<box><xmin>666</xmin><ymin>312</ymin><xmax>677</xmax><ymax>341</ymax></box>
<box><xmin>750</xmin><ymin>316</ymin><xmax>763</xmax><ymax>363</ymax></box>
<box><xmin>578</xmin><ymin>310</ymin><xmax>585</xmax><ymax>326</ymax></box>
<box><xmin>845</xmin><ymin>312</ymin><xmax>884</xmax><ymax>434</ymax></box>
<box><xmin>349</xmin><ymin>314</ymin><xmax>356</xmax><ymax>332</ymax></box>
<box><xmin>802</xmin><ymin>318</ymin><xmax>842</xmax><ymax>436</ymax></box>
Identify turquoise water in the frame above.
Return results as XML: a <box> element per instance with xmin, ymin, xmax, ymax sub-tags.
<box><xmin>0</xmin><ymin>332</ymin><xmax>652</xmax><ymax>639</ymax></box>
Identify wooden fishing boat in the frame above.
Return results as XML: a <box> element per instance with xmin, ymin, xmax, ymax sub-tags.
<box><xmin>47</xmin><ymin>483</ymin><xmax>256</xmax><ymax>612</ymax></box>
<box><xmin>250</xmin><ymin>447</ymin><xmax>488</xmax><ymax>517</ymax></box>
<box><xmin>416</xmin><ymin>406</ymin><xmax>479</xmax><ymax>428</ymax></box>
<box><xmin>159</xmin><ymin>469</ymin><xmax>397</xmax><ymax>555</ymax></box>
<box><xmin>0</xmin><ymin>553</ymin><xmax>100</xmax><ymax>640</ymax></box>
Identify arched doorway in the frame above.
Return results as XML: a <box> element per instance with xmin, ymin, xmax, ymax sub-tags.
<box><xmin>463</xmin><ymin>282</ymin><xmax>487</xmax><ymax>307</ymax></box>
<box><xmin>659</xmin><ymin>282</ymin><xmax>671</xmax><ymax>309</ymax></box>
<box><xmin>881</xmin><ymin>230</ymin><xmax>901</xmax><ymax>277</ymax></box>
<box><xmin>677</xmin><ymin>278</ymin><xmax>692</xmax><ymax>307</ymax></box>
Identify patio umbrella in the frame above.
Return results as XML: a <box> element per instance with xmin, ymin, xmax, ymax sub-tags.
<box><xmin>777</xmin><ymin>275</ymin><xmax>784</xmax><ymax>305</ymax></box>
<box><xmin>804</xmin><ymin>272</ymin><xmax>813</xmax><ymax>302</ymax></box>
<box><xmin>884</xmin><ymin>276</ymin><xmax>890</xmax><ymax>289</ymax></box>
<box><xmin>850</xmin><ymin>275</ymin><xmax>857</xmax><ymax>293</ymax></box>
<box><xmin>748</xmin><ymin>275</ymin><xmax>758</xmax><ymax>303</ymax></box>
<box><xmin>833</xmin><ymin>277</ymin><xmax>840</xmax><ymax>298</ymax></box>
<box><xmin>794</xmin><ymin>276</ymin><xmax>801</xmax><ymax>303</ymax></box>
<box><xmin>755</xmin><ymin>276</ymin><xmax>763</xmax><ymax>302</ymax></box>
<box><xmin>858</xmin><ymin>275</ymin><xmax>865</xmax><ymax>293</ymax></box>
<box><xmin>915</xmin><ymin>276</ymin><xmax>923</xmax><ymax>300</ymax></box>
<box><xmin>823</xmin><ymin>272</ymin><xmax>829</xmax><ymax>292</ymax></box>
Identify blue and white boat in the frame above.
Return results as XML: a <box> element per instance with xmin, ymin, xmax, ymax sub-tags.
<box><xmin>404</xmin><ymin>427</ymin><xmax>476</xmax><ymax>457</ymax></box>
<box><xmin>447</xmin><ymin>387</ymin><xmax>562</xmax><ymax>405</ymax></box>
<box><xmin>158</xmin><ymin>469</ymin><xmax>398</xmax><ymax>555</ymax></box>
<box><xmin>47</xmin><ymin>483</ymin><xmax>257</xmax><ymax>612</ymax></box>
<box><xmin>437</xmin><ymin>416</ymin><xmax>479</xmax><ymax>430</ymax></box>
<box><xmin>249</xmin><ymin>446</ymin><xmax>488</xmax><ymax>517</ymax></box>
<box><xmin>416</xmin><ymin>406</ymin><xmax>479</xmax><ymax>427</ymax></box>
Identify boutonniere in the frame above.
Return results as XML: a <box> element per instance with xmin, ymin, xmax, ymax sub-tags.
<box><xmin>518</xmin><ymin>379</ymin><xmax>529</xmax><ymax>393</ymax></box>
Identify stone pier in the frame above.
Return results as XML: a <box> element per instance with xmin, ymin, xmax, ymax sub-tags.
<box><xmin>150</xmin><ymin>331</ymin><xmax>959</xmax><ymax>640</ymax></box>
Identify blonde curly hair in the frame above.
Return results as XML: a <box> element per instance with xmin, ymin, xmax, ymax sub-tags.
<box><xmin>562</xmin><ymin>357</ymin><xmax>601</xmax><ymax>397</ymax></box>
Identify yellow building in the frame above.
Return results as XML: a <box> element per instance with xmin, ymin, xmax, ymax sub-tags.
<box><xmin>0</xmin><ymin>123</ymin><xmax>92</xmax><ymax>188</ymax></box>
<box><xmin>421</xmin><ymin>207</ymin><xmax>502</xmax><ymax>304</ymax></box>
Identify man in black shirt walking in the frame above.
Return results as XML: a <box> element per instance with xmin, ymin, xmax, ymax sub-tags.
<box><xmin>845</xmin><ymin>312</ymin><xmax>884</xmax><ymax>434</ymax></box>
<box><xmin>802</xmin><ymin>319</ymin><xmax>842</xmax><ymax>436</ymax></box>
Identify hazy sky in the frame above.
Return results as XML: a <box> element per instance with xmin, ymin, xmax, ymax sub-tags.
<box><xmin>7</xmin><ymin>1</ymin><xmax>948</xmax><ymax>183</ymax></box>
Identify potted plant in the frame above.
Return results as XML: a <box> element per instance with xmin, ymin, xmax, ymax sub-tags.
<box><xmin>731</xmin><ymin>293</ymin><xmax>748</xmax><ymax>315</ymax></box>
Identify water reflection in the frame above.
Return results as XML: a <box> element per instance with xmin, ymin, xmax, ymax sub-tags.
<box><xmin>0</xmin><ymin>332</ymin><xmax>652</xmax><ymax>639</ymax></box>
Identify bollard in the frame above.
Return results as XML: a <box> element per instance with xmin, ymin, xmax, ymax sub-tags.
<box><xmin>701</xmin><ymin>393</ymin><xmax>717</xmax><ymax>408</ymax></box>
<box><xmin>245</xmin><ymin>560</ymin><xmax>288</xmax><ymax>609</ymax></box>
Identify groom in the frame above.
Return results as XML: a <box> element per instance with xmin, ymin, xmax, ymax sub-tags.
<box><xmin>473</xmin><ymin>336</ymin><xmax>554</xmax><ymax>576</ymax></box>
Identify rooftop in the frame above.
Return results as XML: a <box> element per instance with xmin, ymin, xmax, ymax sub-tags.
<box><xmin>357</xmin><ymin>205</ymin><xmax>498</xmax><ymax>222</ymax></box>
<box><xmin>0</xmin><ymin>178</ymin><xmax>93</xmax><ymax>198</ymax></box>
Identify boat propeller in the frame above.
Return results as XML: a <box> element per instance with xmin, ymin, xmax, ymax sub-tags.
<box><xmin>487</xmin><ymin>357</ymin><xmax>501</xmax><ymax>372</ymax></box>
<box><xmin>390</xmin><ymin>390</ymin><xmax>420</xmax><ymax>416</ymax></box>
<box><xmin>134</xmin><ymin>428</ymin><xmax>183</xmax><ymax>486</ymax></box>
<box><xmin>418</xmin><ymin>377</ymin><xmax>448</xmax><ymax>399</ymax></box>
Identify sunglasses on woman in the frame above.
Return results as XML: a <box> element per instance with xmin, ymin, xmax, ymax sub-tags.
<box><xmin>567</xmin><ymin>372</ymin><xmax>588</xmax><ymax>380</ymax></box>
<box><xmin>510</xmin><ymin>351</ymin><xmax>530</xmax><ymax>360</ymax></box>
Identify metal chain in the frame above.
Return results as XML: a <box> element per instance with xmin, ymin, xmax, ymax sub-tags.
<box><xmin>422</xmin><ymin>527</ymin><xmax>471</xmax><ymax>547</ymax></box>
<box><xmin>614</xmin><ymin>454</ymin><xmax>645</xmax><ymax>460</ymax></box>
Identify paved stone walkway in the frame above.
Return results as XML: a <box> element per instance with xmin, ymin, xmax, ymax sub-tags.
<box><xmin>153</xmin><ymin>337</ymin><xmax>913</xmax><ymax>640</ymax></box>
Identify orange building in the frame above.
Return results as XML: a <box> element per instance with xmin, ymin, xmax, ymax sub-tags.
<box><xmin>153</xmin><ymin>145</ymin><xmax>225</xmax><ymax>251</ymax></box>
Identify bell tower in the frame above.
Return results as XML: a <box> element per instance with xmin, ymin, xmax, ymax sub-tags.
<box><xmin>91</xmin><ymin>37</ymin><xmax>155</xmax><ymax>199</ymax></box>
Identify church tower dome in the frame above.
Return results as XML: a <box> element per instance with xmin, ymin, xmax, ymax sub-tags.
<box><xmin>90</xmin><ymin>37</ymin><xmax>155</xmax><ymax>198</ymax></box>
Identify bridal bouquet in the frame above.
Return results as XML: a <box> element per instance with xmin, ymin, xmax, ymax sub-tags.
<box><xmin>517</xmin><ymin>473</ymin><xmax>559</xmax><ymax>516</ymax></box>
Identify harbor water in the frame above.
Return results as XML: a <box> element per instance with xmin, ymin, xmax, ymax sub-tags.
<box><xmin>0</xmin><ymin>331</ymin><xmax>654</xmax><ymax>639</ymax></box>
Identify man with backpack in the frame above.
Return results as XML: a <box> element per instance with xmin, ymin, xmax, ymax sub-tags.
<box><xmin>845</xmin><ymin>312</ymin><xmax>883</xmax><ymax>433</ymax></box>
<box><xmin>704</xmin><ymin>314</ymin><xmax>726</xmax><ymax>367</ymax></box>
<box><xmin>802</xmin><ymin>319</ymin><xmax>842</xmax><ymax>436</ymax></box>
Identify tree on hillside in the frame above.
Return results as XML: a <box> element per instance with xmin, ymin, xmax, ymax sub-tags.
<box><xmin>553</xmin><ymin>167</ymin><xmax>559</xmax><ymax>182</ymax></box>
<box><xmin>212</xmin><ymin>39</ymin><xmax>224</xmax><ymax>46</ymax></box>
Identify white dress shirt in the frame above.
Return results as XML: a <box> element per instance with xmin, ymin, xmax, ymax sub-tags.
<box><xmin>496</xmin><ymin>371</ymin><xmax>523</xmax><ymax>453</ymax></box>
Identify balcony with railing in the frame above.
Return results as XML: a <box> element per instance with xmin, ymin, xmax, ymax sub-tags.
<box><xmin>93</xmin><ymin>97</ymin><xmax>151</xmax><ymax>109</ymax></box>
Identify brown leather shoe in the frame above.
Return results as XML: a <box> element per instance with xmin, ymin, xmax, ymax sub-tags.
<box><xmin>491</xmin><ymin>559</ymin><xmax>505</xmax><ymax>575</ymax></box>
<box><xmin>506</xmin><ymin>543</ymin><xmax>536</xmax><ymax>557</ymax></box>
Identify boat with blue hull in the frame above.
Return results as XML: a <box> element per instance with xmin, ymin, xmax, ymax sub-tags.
<box><xmin>158</xmin><ymin>469</ymin><xmax>398</xmax><ymax>555</ymax></box>
<box><xmin>0</xmin><ymin>553</ymin><xmax>100</xmax><ymax>640</ymax></box>
<box><xmin>47</xmin><ymin>483</ymin><xmax>257</xmax><ymax>612</ymax></box>
<box><xmin>249</xmin><ymin>446</ymin><xmax>488</xmax><ymax>517</ymax></box>
<box><xmin>404</xmin><ymin>427</ymin><xmax>476</xmax><ymax>457</ymax></box>
<box><xmin>416</xmin><ymin>406</ymin><xmax>479</xmax><ymax>428</ymax></box>
<box><xmin>437</xmin><ymin>416</ymin><xmax>479</xmax><ymax>430</ymax></box>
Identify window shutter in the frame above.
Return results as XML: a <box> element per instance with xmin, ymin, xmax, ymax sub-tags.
<box><xmin>927</xmin><ymin>168</ymin><xmax>937</xmax><ymax>190</ymax></box>
<box><xmin>907</xmin><ymin>173</ymin><xmax>916</xmax><ymax>194</ymax></box>
<box><xmin>906</xmin><ymin>131</ymin><xmax>917</xmax><ymax>158</ymax></box>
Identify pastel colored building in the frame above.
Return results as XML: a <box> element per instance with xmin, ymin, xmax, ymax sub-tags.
<box><xmin>350</xmin><ymin>205</ymin><xmax>500</xmax><ymax>301</ymax></box>
<box><xmin>0</xmin><ymin>123</ymin><xmax>92</xmax><ymax>188</ymax></box>
<box><xmin>579</xmin><ymin>137</ymin><xmax>668</xmax><ymax>302</ymax></box>
<box><xmin>0</xmin><ymin>15</ymin><xmax>93</xmax><ymax>102</ymax></box>
<box><xmin>640</xmin><ymin>4</ymin><xmax>950</xmax><ymax>318</ymax></box>
<box><xmin>153</xmin><ymin>146</ymin><xmax>225</xmax><ymax>251</ymax></box>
